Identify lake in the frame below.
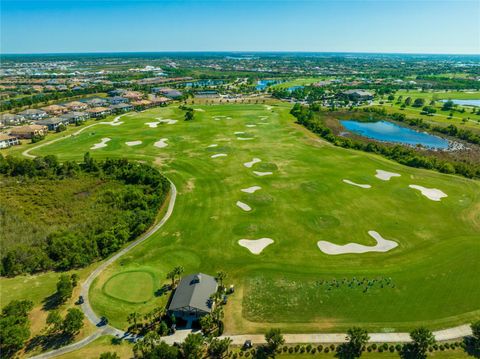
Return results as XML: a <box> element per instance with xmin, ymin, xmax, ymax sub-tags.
<box><xmin>340</xmin><ymin>120</ymin><xmax>450</xmax><ymax>149</ymax></box>
<box><xmin>440</xmin><ymin>99</ymin><xmax>480</xmax><ymax>107</ymax></box>
<box><xmin>256</xmin><ymin>80</ymin><xmax>281</xmax><ymax>91</ymax></box>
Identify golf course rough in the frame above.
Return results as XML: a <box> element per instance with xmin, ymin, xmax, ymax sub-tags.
<box><xmin>28</xmin><ymin>103</ymin><xmax>480</xmax><ymax>333</ymax></box>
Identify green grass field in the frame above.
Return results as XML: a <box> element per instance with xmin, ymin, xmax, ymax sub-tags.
<box><xmin>7</xmin><ymin>102</ymin><xmax>480</xmax><ymax>334</ymax></box>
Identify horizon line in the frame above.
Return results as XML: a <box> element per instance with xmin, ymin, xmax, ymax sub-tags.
<box><xmin>2</xmin><ymin>50</ymin><xmax>480</xmax><ymax>57</ymax></box>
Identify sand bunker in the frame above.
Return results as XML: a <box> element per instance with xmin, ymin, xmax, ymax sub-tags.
<box><xmin>145</xmin><ymin>122</ymin><xmax>160</xmax><ymax>128</ymax></box>
<box><xmin>211</xmin><ymin>153</ymin><xmax>227</xmax><ymax>158</ymax></box>
<box><xmin>375</xmin><ymin>170</ymin><xmax>401</xmax><ymax>181</ymax></box>
<box><xmin>157</xmin><ymin>118</ymin><xmax>178</xmax><ymax>125</ymax></box>
<box><xmin>409</xmin><ymin>185</ymin><xmax>447</xmax><ymax>201</ymax></box>
<box><xmin>235</xmin><ymin>131</ymin><xmax>245</xmax><ymax>135</ymax></box>
<box><xmin>207</xmin><ymin>144</ymin><xmax>218</xmax><ymax>148</ymax></box>
<box><xmin>238</xmin><ymin>238</ymin><xmax>274</xmax><ymax>255</ymax></box>
<box><xmin>236</xmin><ymin>201</ymin><xmax>252</xmax><ymax>211</ymax></box>
<box><xmin>264</xmin><ymin>105</ymin><xmax>273</xmax><ymax>110</ymax></box>
<box><xmin>253</xmin><ymin>171</ymin><xmax>273</xmax><ymax>176</ymax></box>
<box><xmin>125</xmin><ymin>140</ymin><xmax>142</xmax><ymax>146</ymax></box>
<box><xmin>246</xmin><ymin>124</ymin><xmax>256</xmax><ymax>128</ymax></box>
<box><xmin>194</xmin><ymin>108</ymin><xmax>205</xmax><ymax>112</ymax></box>
<box><xmin>244</xmin><ymin>158</ymin><xmax>262</xmax><ymax>168</ymax></box>
<box><xmin>237</xmin><ymin>137</ymin><xmax>254</xmax><ymax>141</ymax></box>
<box><xmin>91</xmin><ymin>138</ymin><xmax>111</xmax><ymax>150</ymax></box>
<box><xmin>101</xmin><ymin>114</ymin><xmax>125</xmax><ymax>126</ymax></box>
<box><xmin>241</xmin><ymin>186</ymin><xmax>262</xmax><ymax>194</ymax></box>
<box><xmin>259</xmin><ymin>116</ymin><xmax>269</xmax><ymax>120</ymax></box>
<box><xmin>154</xmin><ymin>138</ymin><xmax>168</xmax><ymax>148</ymax></box>
<box><xmin>317</xmin><ymin>231</ymin><xmax>398</xmax><ymax>255</ymax></box>
<box><xmin>343</xmin><ymin>179</ymin><xmax>371</xmax><ymax>189</ymax></box>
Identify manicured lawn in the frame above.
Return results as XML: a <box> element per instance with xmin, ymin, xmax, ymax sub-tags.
<box><xmin>55</xmin><ymin>336</ymin><xmax>133</xmax><ymax>359</ymax></box>
<box><xmin>103</xmin><ymin>270</ymin><xmax>156</xmax><ymax>303</ymax></box>
<box><xmin>271</xmin><ymin>78</ymin><xmax>324</xmax><ymax>89</ymax></box>
<box><xmin>9</xmin><ymin>102</ymin><xmax>480</xmax><ymax>334</ymax></box>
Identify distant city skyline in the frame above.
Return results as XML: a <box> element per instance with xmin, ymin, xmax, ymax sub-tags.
<box><xmin>1</xmin><ymin>0</ymin><xmax>479</xmax><ymax>55</ymax></box>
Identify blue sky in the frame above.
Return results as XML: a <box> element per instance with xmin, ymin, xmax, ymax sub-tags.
<box><xmin>1</xmin><ymin>0</ymin><xmax>479</xmax><ymax>54</ymax></box>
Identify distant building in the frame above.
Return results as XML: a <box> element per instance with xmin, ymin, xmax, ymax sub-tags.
<box><xmin>168</xmin><ymin>273</ymin><xmax>218</xmax><ymax>319</ymax></box>
<box><xmin>0</xmin><ymin>134</ymin><xmax>20</xmax><ymax>149</ymax></box>
<box><xmin>36</xmin><ymin>117</ymin><xmax>70</xmax><ymax>131</ymax></box>
<box><xmin>84</xmin><ymin>98</ymin><xmax>108</xmax><ymax>107</ymax></box>
<box><xmin>123</xmin><ymin>91</ymin><xmax>144</xmax><ymax>101</ymax></box>
<box><xmin>195</xmin><ymin>91</ymin><xmax>219</xmax><ymax>98</ymax></box>
<box><xmin>131</xmin><ymin>100</ymin><xmax>153</xmax><ymax>109</ymax></box>
<box><xmin>18</xmin><ymin>109</ymin><xmax>48</xmax><ymax>120</ymax></box>
<box><xmin>152</xmin><ymin>87</ymin><xmax>183</xmax><ymax>99</ymax></box>
<box><xmin>10</xmin><ymin>124</ymin><xmax>48</xmax><ymax>139</ymax></box>
<box><xmin>342</xmin><ymin>90</ymin><xmax>374</xmax><ymax>101</ymax></box>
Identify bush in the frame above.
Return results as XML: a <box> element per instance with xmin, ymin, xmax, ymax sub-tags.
<box><xmin>306</xmin><ymin>344</ymin><xmax>312</xmax><ymax>352</ymax></box>
<box><xmin>428</xmin><ymin>346</ymin><xmax>434</xmax><ymax>352</ymax></box>
<box><xmin>444</xmin><ymin>342</ymin><xmax>450</xmax><ymax>349</ymax></box>
<box><xmin>378</xmin><ymin>347</ymin><xmax>384</xmax><ymax>353</ymax></box>
<box><xmin>300</xmin><ymin>346</ymin><xmax>305</xmax><ymax>353</ymax></box>
<box><xmin>311</xmin><ymin>348</ymin><xmax>316</xmax><ymax>354</ymax></box>
<box><xmin>282</xmin><ymin>346</ymin><xmax>288</xmax><ymax>352</ymax></box>
<box><xmin>324</xmin><ymin>348</ymin><xmax>329</xmax><ymax>353</ymax></box>
<box><xmin>395</xmin><ymin>344</ymin><xmax>402</xmax><ymax>351</ymax></box>
<box><xmin>294</xmin><ymin>345</ymin><xmax>300</xmax><ymax>352</ymax></box>
<box><xmin>317</xmin><ymin>345</ymin><xmax>323</xmax><ymax>352</ymax></box>
<box><xmin>371</xmin><ymin>343</ymin><xmax>377</xmax><ymax>350</ymax></box>
<box><xmin>330</xmin><ymin>344</ymin><xmax>335</xmax><ymax>351</ymax></box>
<box><xmin>439</xmin><ymin>344</ymin><xmax>445</xmax><ymax>351</ymax></box>
<box><xmin>382</xmin><ymin>343</ymin><xmax>388</xmax><ymax>350</ymax></box>
<box><xmin>389</xmin><ymin>345</ymin><xmax>395</xmax><ymax>352</ymax></box>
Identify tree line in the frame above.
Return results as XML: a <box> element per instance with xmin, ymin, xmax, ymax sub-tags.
<box><xmin>0</xmin><ymin>153</ymin><xmax>170</xmax><ymax>276</ymax></box>
<box><xmin>290</xmin><ymin>104</ymin><xmax>480</xmax><ymax>179</ymax></box>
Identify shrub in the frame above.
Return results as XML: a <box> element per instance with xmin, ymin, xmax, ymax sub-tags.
<box><xmin>371</xmin><ymin>343</ymin><xmax>377</xmax><ymax>350</ymax></box>
<box><xmin>244</xmin><ymin>352</ymin><xmax>250</xmax><ymax>357</ymax></box>
<box><xmin>294</xmin><ymin>345</ymin><xmax>300</xmax><ymax>352</ymax></box>
<box><xmin>389</xmin><ymin>345</ymin><xmax>395</xmax><ymax>352</ymax></box>
<box><xmin>306</xmin><ymin>344</ymin><xmax>312</xmax><ymax>352</ymax></box>
<box><xmin>288</xmin><ymin>347</ymin><xmax>294</xmax><ymax>354</ymax></box>
<box><xmin>439</xmin><ymin>344</ymin><xmax>445</xmax><ymax>351</ymax></box>
<box><xmin>330</xmin><ymin>344</ymin><xmax>335</xmax><ymax>350</ymax></box>
<box><xmin>367</xmin><ymin>346</ymin><xmax>372</xmax><ymax>352</ymax></box>
<box><xmin>433</xmin><ymin>343</ymin><xmax>438</xmax><ymax>350</ymax></box>
<box><xmin>378</xmin><ymin>347</ymin><xmax>384</xmax><ymax>353</ymax></box>
<box><xmin>282</xmin><ymin>346</ymin><xmax>288</xmax><ymax>352</ymax></box>
<box><xmin>382</xmin><ymin>343</ymin><xmax>388</xmax><ymax>350</ymax></box>
<box><xmin>317</xmin><ymin>345</ymin><xmax>323</xmax><ymax>352</ymax></box>
<box><xmin>428</xmin><ymin>346</ymin><xmax>434</xmax><ymax>352</ymax></box>
<box><xmin>300</xmin><ymin>346</ymin><xmax>305</xmax><ymax>353</ymax></box>
<box><xmin>239</xmin><ymin>351</ymin><xmax>243</xmax><ymax>356</ymax></box>
<box><xmin>311</xmin><ymin>348</ymin><xmax>316</xmax><ymax>354</ymax></box>
<box><xmin>444</xmin><ymin>343</ymin><xmax>450</xmax><ymax>349</ymax></box>
<box><xmin>395</xmin><ymin>344</ymin><xmax>402</xmax><ymax>351</ymax></box>
<box><xmin>324</xmin><ymin>348</ymin><xmax>329</xmax><ymax>353</ymax></box>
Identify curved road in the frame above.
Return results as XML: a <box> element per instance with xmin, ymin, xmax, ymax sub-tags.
<box><xmin>25</xmin><ymin>113</ymin><xmax>473</xmax><ymax>358</ymax></box>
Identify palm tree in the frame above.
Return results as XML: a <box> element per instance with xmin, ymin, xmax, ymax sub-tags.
<box><xmin>127</xmin><ymin>312</ymin><xmax>142</xmax><ymax>330</ymax></box>
<box><xmin>166</xmin><ymin>270</ymin><xmax>176</xmax><ymax>288</ymax></box>
<box><xmin>216</xmin><ymin>271</ymin><xmax>227</xmax><ymax>289</ymax></box>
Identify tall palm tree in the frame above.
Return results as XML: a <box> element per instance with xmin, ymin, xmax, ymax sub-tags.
<box><xmin>127</xmin><ymin>312</ymin><xmax>142</xmax><ymax>330</ymax></box>
<box><xmin>216</xmin><ymin>271</ymin><xmax>227</xmax><ymax>289</ymax></box>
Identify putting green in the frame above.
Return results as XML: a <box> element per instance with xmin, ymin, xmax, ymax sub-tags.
<box><xmin>29</xmin><ymin>102</ymin><xmax>480</xmax><ymax>332</ymax></box>
<box><xmin>103</xmin><ymin>271</ymin><xmax>155</xmax><ymax>304</ymax></box>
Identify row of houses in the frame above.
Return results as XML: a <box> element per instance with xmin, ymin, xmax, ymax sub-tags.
<box><xmin>1</xmin><ymin>91</ymin><xmax>172</xmax><ymax>148</ymax></box>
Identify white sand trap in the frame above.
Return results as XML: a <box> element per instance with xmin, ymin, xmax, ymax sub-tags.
<box><xmin>409</xmin><ymin>185</ymin><xmax>447</xmax><ymax>201</ymax></box>
<box><xmin>194</xmin><ymin>108</ymin><xmax>205</xmax><ymax>112</ymax></box>
<box><xmin>226</xmin><ymin>116</ymin><xmax>232</xmax><ymax>120</ymax></box>
<box><xmin>246</xmin><ymin>124</ymin><xmax>256</xmax><ymax>128</ymax></box>
<box><xmin>317</xmin><ymin>231</ymin><xmax>398</xmax><ymax>255</ymax></box>
<box><xmin>236</xmin><ymin>201</ymin><xmax>252</xmax><ymax>211</ymax></box>
<box><xmin>244</xmin><ymin>158</ymin><xmax>262</xmax><ymax>168</ymax></box>
<box><xmin>375</xmin><ymin>170</ymin><xmax>401</xmax><ymax>181</ymax></box>
<box><xmin>207</xmin><ymin>144</ymin><xmax>218</xmax><ymax>148</ymax></box>
<box><xmin>253</xmin><ymin>171</ymin><xmax>273</xmax><ymax>176</ymax></box>
<box><xmin>101</xmin><ymin>114</ymin><xmax>126</xmax><ymax>126</ymax></box>
<box><xmin>154</xmin><ymin>138</ymin><xmax>168</xmax><ymax>148</ymax></box>
<box><xmin>264</xmin><ymin>105</ymin><xmax>273</xmax><ymax>110</ymax></box>
<box><xmin>91</xmin><ymin>138</ymin><xmax>111</xmax><ymax>150</ymax></box>
<box><xmin>125</xmin><ymin>140</ymin><xmax>142</xmax><ymax>146</ymax></box>
<box><xmin>241</xmin><ymin>186</ymin><xmax>262</xmax><ymax>194</ymax></box>
<box><xmin>211</xmin><ymin>153</ymin><xmax>227</xmax><ymax>158</ymax></box>
<box><xmin>257</xmin><ymin>122</ymin><xmax>269</xmax><ymax>125</ymax></box>
<box><xmin>259</xmin><ymin>116</ymin><xmax>269</xmax><ymax>120</ymax></box>
<box><xmin>157</xmin><ymin>118</ymin><xmax>178</xmax><ymax>125</ymax></box>
<box><xmin>235</xmin><ymin>131</ymin><xmax>245</xmax><ymax>135</ymax></box>
<box><xmin>343</xmin><ymin>179</ymin><xmax>371</xmax><ymax>189</ymax></box>
<box><xmin>238</xmin><ymin>238</ymin><xmax>274</xmax><ymax>255</ymax></box>
<box><xmin>145</xmin><ymin>122</ymin><xmax>160</xmax><ymax>128</ymax></box>
<box><xmin>237</xmin><ymin>137</ymin><xmax>254</xmax><ymax>141</ymax></box>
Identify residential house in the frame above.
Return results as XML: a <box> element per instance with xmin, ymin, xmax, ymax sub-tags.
<box><xmin>148</xmin><ymin>95</ymin><xmax>170</xmax><ymax>106</ymax></box>
<box><xmin>195</xmin><ymin>91</ymin><xmax>219</xmax><ymax>98</ymax></box>
<box><xmin>41</xmin><ymin>104</ymin><xmax>68</xmax><ymax>116</ymax></box>
<box><xmin>60</xmin><ymin>111</ymin><xmax>89</xmax><ymax>124</ymax></box>
<box><xmin>131</xmin><ymin>100</ymin><xmax>153</xmax><ymax>109</ymax></box>
<box><xmin>86</xmin><ymin>107</ymin><xmax>111</xmax><ymax>118</ymax></box>
<box><xmin>64</xmin><ymin>101</ymin><xmax>89</xmax><ymax>111</ymax></box>
<box><xmin>342</xmin><ymin>90</ymin><xmax>374</xmax><ymax>101</ymax></box>
<box><xmin>108</xmin><ymin>89</ymin><xmax>127</xmax><ymax>97</ymax></box>
<box><xmin>10</xmin><ymin>124</ymin><xmax>48</xmax><ymax>139</ymax></box>
<box><xmin>84</xmin><ymin>98</ymin><xmax>108</xmax><ymax>107</ymax></box>
<box><xmin>0</xmin><ymin>113</ymin><xmax>26</xmax><ymax>126</ymax></box>
<box><xmin>0</xmin><ymin>134</ymin><xmax>20</xmax><ymax>149</ymax></box>
<box><xmin>18</xmin><ymin>109</ymin><xmax>48</xmax><ymax>120</ymax></box>
<box><xmin>36</xmin><ymin>117</ymin><xmax>70</xmax><ymax>131</ymax></box>
<box><xmin>123</xmin><ymin>91</ymin><xmax>144</xmax><ymax>101</ymax></box>
<box><xmin>107</xmin><ymin>96</ymin><xmax>129</xmax><ymax>105</ymax></box>
<box><xmin>110</xmin><ymin>103</ymin><xmax>133</xmax><ymax>113</ymax></box>
<box><xmin>167</xmin><ymin>273</ymin><xmax>218</xmax><ymax>319</ymax></box>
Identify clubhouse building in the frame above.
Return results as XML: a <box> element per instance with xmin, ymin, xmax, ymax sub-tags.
<box><xmin>168</xmin><ymin>273</ymin><xmax>218</xmax><ymax>319</ymax></box>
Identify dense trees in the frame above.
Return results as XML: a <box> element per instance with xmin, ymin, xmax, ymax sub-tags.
<box><xmin>0</xmin><ymin>300</ymin><xmax>33</xmax><ymax>357</ymax></box>
<box><xmin>56</xmin><ymin>274</ymin><xmax>76</xmax><ymax>304</ymax></box>
<box><xmin>0</xmin><ymin>153</ymin><xmax>170</xmax><ymax>276</ymax></box>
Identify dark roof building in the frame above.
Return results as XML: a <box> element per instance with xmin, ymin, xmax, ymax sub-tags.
<box><xmin>168</xmin><ymin>273</ymin><xmax>218</xmax><ymax>318</ymax></box>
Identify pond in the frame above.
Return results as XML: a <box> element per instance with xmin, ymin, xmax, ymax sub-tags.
<box><xmin>256</xmin><ymin>80</ymin><xmax>282</xmax><ymax>91</ymax></box>
<box><xmin>340</xmin><ymin>120</ymin><xmax>450</xmax><ymax>150</ymax></box>
<box><xmin>287</xmin><ymin>85</ymin><xmax>304</xmax><ymax>92</ymax></box>
<box><xmin>440</xmin><ymin>99</ymin><xmax>480</xmax><ymax>107</ymax></box>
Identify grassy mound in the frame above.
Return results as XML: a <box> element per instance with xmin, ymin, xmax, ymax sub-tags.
<box><xmin>103</xmin><ymin>271</ymin><xmax>155</xmax><ymax>304</ymax></box>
